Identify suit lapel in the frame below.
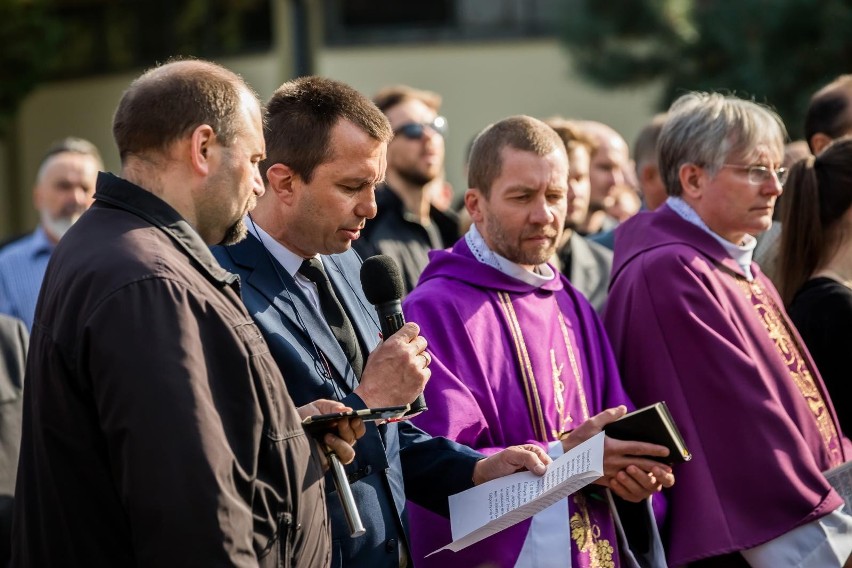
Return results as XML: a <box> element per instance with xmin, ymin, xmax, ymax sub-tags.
<box><xmin>230</xmin><ymin>234</ymin><xmax>359</xmax><ymax>392</ymax></box>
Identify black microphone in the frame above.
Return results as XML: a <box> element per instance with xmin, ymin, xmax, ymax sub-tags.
<box><xmin>360</xmin><ymin>255</ymin><xmax>427</xmax><ymax>417</ymax></box>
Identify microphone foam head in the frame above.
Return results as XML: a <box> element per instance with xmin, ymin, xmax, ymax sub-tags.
<box><xmin>360</xmin><ymin>255</ymin><xmax>405</xmax><ymax>304</ymax></box>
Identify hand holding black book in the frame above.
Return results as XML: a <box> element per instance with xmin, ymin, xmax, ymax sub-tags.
<box><xmin>603</xmin><ymin>401</ymin><xmax>692</xmax><ymax>464</ymax></box>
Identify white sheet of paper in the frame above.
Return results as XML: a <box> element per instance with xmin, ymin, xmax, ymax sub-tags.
<box><xmin>428</xmin><ymin>431</ymin><xmax>605</xmax><ymax>556</ymax></box>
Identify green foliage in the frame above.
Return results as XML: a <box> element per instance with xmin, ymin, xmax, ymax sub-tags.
<box><xmin>0</xmin><ymin>1</ymin><xmax>62</xmax><ymax>137</ymax></box>
<box><xmin>560</xmin><ymin>0</ymin><xmax>852</xmax><ymax>138</ymax></box>
<box><xmin>0</xmin><ymin>0</ymin><xmax>272</xmax><ymax>138</ymax></box>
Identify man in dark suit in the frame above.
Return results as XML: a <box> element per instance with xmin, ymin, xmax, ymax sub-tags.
<box><xmin>0</xmin><ymin>314</ymin><xmax>26</xmax><ymax>567</ymax></box>
<box><xmin>214</xmin><ymin>76</ymin><xmax>551</xmax><ymax>568</ymax></box>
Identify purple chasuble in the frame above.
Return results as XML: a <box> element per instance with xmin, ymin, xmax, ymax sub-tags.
<box><xmin>604</xmin><ymin>204</ymin><xmax>848</xmax><ymax>567</ymax></box>
<box><xmin>404</xmin><ymin>239</ymin><xmax>632</xmax><ymax>568</ymax></box>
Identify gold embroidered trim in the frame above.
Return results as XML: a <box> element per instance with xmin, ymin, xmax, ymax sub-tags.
<box><xmin>499</xmin><ymin>291</ymin><xmax>547</xmax><ymax>441</ymax></box>
<box><xmin>498</xmin><ymin>291</ymin><xmax>587</xmax><ymax>442</ymax></box>
<box><xmin>558</xmin><ymin>311</ymin><xmax>590</xmax><ymax>423</ymax></box>
<box><xmin>570</xmin><ymin>492</ymin><xmax>615</xmax><ymax>568</ymax></box>
<box><xmin>735</xmin><ymin>278</ymin><xmax>843</xmax><ymax>464</ymax></box>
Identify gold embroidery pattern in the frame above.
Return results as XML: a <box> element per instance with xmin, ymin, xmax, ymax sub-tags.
<box><xmin>499</xmin><ymin>291</ymin><xmax>547</xmax><ymax>441</ymax></box>
<box><xmin>570</xmin><ymin>493</ymin><xmax>615</xmax><ymax>568</ymax></box>
<box><xmin>551</xmin><ymin>350</ymin><xmax>571</xmax><ymax>430</ymax></box>
<box><xmin>558</xmin><ymin>311</ymin><xmax>591</xmax><ymax>423</ymax></box>
<box><xmin>735</xmin><ymin>279</ymin><xmax>842</xmax><ymax>464</ymax></box>
<box><xmin>498</xmin><ymin>291</ymin><xmax>587</xmax><ymax>442</ymax></box>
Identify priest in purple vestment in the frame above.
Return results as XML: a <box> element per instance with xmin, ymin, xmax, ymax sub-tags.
<box><xmin>404</xmin><ymin>115</ymin><xmax>676</xmax><ymax>568</ymax></box>
<box><xmin>604</xmin><ymin>92</ymin><xmax>852</xmax><ymax>568</ymax></box>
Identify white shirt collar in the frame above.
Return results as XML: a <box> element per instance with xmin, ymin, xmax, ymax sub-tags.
<box><xmin>666</xmin><ymin>197</ymin><xmax>757</xmax><ymax>280</ymax></box>
<box><xmin>465</xmin><ymin>223</ymin><xmax>555</xmax><ymax>287</ymax></box>
<box><xmin>247</xmin><ymin>216</ymin><xmax>319</xmax><ymax>276</ymax></box>
<box><xmin>245</xmin><ymin>215</ymin><xmax>323</xmax><ymax>310</ymax></box>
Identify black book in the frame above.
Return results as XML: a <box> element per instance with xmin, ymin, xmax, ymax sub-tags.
<box><xmin>603</xmin><ymin>401</ymin><xmax>692</xmax><ymax>463</ymax></box>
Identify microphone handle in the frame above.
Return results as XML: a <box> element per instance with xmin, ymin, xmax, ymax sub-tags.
<box><xmin>376</xmin><ymin>301</ymin><xmax>427</xmax><ymax>416</ymax></box>
<box><xmin>327</xmin><ymin>450</ymin><xmax>366</xmax><ymax>538</ymax></box>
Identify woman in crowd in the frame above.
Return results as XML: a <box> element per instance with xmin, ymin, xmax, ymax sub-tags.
<box><xmin>779</xmin><ymin>135</ymin><xmax>852</xmax><ymax>434</ymax></box>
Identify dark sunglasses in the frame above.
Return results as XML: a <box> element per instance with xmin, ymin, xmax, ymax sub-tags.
<box><xmin>393</xmin><ymin>116</ymin><xmax>448</xmax><ymax>140</ymax></box>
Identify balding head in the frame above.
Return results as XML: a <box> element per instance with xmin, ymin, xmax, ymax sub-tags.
<box><xmin>113</xmin><ymin>59</ymin><xmax>258</xmax><ymax>162</ymax></box>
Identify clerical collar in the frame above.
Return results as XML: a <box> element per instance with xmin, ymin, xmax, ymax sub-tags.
<box><xmin>667</xmin><ymin>197</ymin><xmax>757</xmax><ymax>280</ymax></box>
<box><xmin>465</xmin><ymin>223</ymin><xmax>555</xmax><ymax>287</ymax></box>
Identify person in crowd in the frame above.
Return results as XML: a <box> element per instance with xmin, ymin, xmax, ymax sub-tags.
<box><xmin>805</xmin><ymin>74</ymin><xmax>852</xmax><ymax>155</ymax></box>
<box><xmin>0</xmin><ymin>315</ymin><xmax>26</xmax><ymax>567</ymax></box>
<box><xmin>547</xmin><ymin>118</ymin><xmax>613</xmax><ymax>312</ymax></box>
<box><xmin>354</xmin><ymin>85</ymin><xmax>460</xmax><ymax>293</ymax></box>
<box><xmin>12</xmin><ymin>59</ymin><xmax>363</xmax><ymax>567</ymax></box>
<box><xmin>577</xmin><ymin>120</ymin><xmax>632</xmax><ymax>236</ymax></box>
<box><xmin>779</xmin><ymin>135</ymin><xmax>852</xmax><ymax>436</ymax></box>
<box><xmin>0</xmin><ymin>137</ymin><xmax>102</xmax><ymax>330</ymax></box>
<box><xmin>604</xmin><ymin>91</ymin><xmax>851</xmax><ymax>567</ymax></box>
<box><xmin>213</xmin><ymin>76</ymin><xmax>553</xmax><ymax>568</ymax></box>
<box><xmin>404</xmin><ymin>115</ymin><xmax>674</xmax><ymax>568</ymax></box>
<box><xmin>633</xmin><ymin>113</ymin><xmax>668</xmax><ymax>212</ymax></box>
<box><xmin>579</xmin><ymin>121</ymin><xmax>637</xmax><ymax>250</ymax></box>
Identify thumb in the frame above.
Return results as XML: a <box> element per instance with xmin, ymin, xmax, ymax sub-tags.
<box><xmin>392</xmin><ymin>321</ymin><xmax>421</xmax><ymax>342</ymax></box>
<box><xmin>589</xmin><ymin>405</ymin><xmax>628</xmax><ymax>429</ymax></box>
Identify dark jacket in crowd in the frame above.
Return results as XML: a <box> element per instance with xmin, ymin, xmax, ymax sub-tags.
<box><xmin>12</xmin><ymin>173</ymin><xmax>330</xmax><ymax>567</ymax></box>
<box><xmin>354</xmin><ymin>184</ymin><xmax>460</xmax><ymax>293</ymax></box>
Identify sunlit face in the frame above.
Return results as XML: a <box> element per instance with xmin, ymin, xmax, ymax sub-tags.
<box><xmin>589</xmin><ymin>134</ymin><xmax>630</xmax><ymax>211</ymax></box>
<box><xmin>205</xmin><ymin>90</ymin><xmax>266</xmax><ymax>245</ymax></box>
<box><xmin>689</xmin><ymin>146</ymin><xmax>783</xmax><ymax>244</ymax></box>
<box><xmin>565</xmin><ymin>144</ymin><xmax>591</xmax><ymax>229</ymax></box>
<box><xmin>34</xmin><ymin>152</ymin><xmax>100</xmax><ymax>242</ymax></box>
<box><xmin>284</xmin><ymin>119</ymin><xmax>386</xmax><ymax>257</ymax></box>
<box><xmin>468</xmin><ymin>146</ymin><xmax>568</xmax><ymax>270</ymax></box>
<box><xmin>385</xmin><ymin>99</ymin><xmax>444</xmax><ymax>188</ymax></box>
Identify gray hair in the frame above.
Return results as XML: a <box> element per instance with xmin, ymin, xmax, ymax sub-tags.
<box><xmin>37</xmin><ymin>137</ymin><xmax>103</xmax><ymax>182</ymax></box>
<box><xmin>658</xmin><ymin>92</ymin><xmax>786</xmax><ymax>196</ymax></box>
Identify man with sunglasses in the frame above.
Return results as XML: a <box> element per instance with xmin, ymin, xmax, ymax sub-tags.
<box><xmin>604</xmin><ymin>92</ymin><xmax>852</xmax><ymax>567</ymax></box>
<box><xmin>354</xmin><ymin>85</ymin><xmax>460</xmax><ymax>294</ymax></box>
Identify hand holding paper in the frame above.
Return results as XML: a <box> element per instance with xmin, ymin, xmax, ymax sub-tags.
<box><xmin>429</xmin><ymin>432</ymin><xmax>605</xmax><ymax>556</ymax></box>
<box><xmin>472</xmin><ymin>444</ymin><xmax>551</xmax><ymax>485</ymax></box>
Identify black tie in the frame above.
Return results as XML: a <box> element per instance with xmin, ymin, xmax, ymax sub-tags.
<box><xmin>298</xmin><ymin>257</ymin><xmax>364</xmax><ymax>378</ymax></box>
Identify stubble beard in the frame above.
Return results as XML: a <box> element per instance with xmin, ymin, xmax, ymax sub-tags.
<box><xmin>218</xmin><ymin>194</ymin><xmax>256</xmax><ymax>246</ymax></box>
<box><xmin>484</xmin><ymin>216</ymin><xmax>558</xmax><ymax>267</ymax></box>
<box><xmin>219</xmin><ymin>218</ymin><xmax>247</xmax><ymax>246</ymax></box>
<box><xmin>396</xmin><ymin>163</ymin><xmax>438</xmax><ymax>188</ymax></box>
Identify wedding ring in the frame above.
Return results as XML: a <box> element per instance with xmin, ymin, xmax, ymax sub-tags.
<box><xmin>420</xmin><ymin>351</ymin><xmax>431</xmax><ymax>367</ymax></box>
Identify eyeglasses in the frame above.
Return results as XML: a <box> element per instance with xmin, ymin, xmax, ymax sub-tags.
<box><xmin>393</xmin><ymin>116</ymin><xmax>448</xmax><ymax>140</ymax></box>
<box><xmin>721</xmin><ymin>163</ymin><xmax>788</xmax><ymax>186</ymax></box>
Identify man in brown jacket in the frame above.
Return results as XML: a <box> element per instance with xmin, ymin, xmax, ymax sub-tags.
<box><xmin>11</xmin><ymin>59</ymin><xmax>358</xmax><ymax>567</ymax></box>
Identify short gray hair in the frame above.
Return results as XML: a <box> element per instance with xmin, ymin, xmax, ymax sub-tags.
<box><xmin>658</xmin><ymin>92</ymin><xmax>786</xmax><ymax>196</ymax></box>
<box><xmin>37</xmin><ymin>137</ymin><xmax>103</xmax><ymax>181</ymax></box>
